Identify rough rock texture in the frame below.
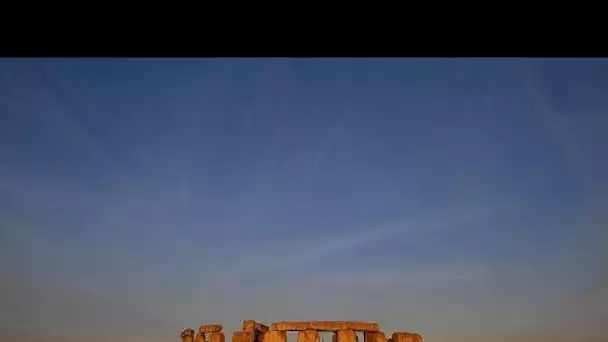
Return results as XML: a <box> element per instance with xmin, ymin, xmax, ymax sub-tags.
<box><xmin>182</xmin><ymin>329</ymin><xmax>196</xmax><ymax>342</ymax></box>
<box><xmin>183</xmin><ymin>319</ymin><xmax>421</xmax><ymax>342</ymax></box>
<box><xmin>256</xmin><ymin>323</ymin><xmax>270</xmax><ymax>333</ymax></box>
<box><xmin>243</xmin><ymin>320</ymin><xmax>256</xmax><ymax>333</ymax></box>
<box><xmin>257</xmin><ymin>327</ymin><xmax>268</xmax><ymax>342</ymax></box>
<box><xmin>233</xmin><ymin>332</ymin><xmax>255</xmax><ymax>342</ymax></box>
<box><xmin>392</xmin><ymin>333</ymin><xmax>414</xmax><ymax>342</ymax></box>
<box><xmin>209</xmin><ymin>331</ymin><xmax>225</xmax><ymax>342</ymax></box>
<box><xmin>272</xmin><ymin>322</ymin><xmax>308</xmax><ymax>331</ymax></box>
<box><xmin>336</xmin><ymin>330</ymin><xmax>357</xmax><ymax>342</ymax></box>
<box><xmin>243</xmin><ymin>320</ymin><xmax>270</xmax><ymax>342</ymax></box>
<box><xmin>297</xmin><ymin>330</ymin><xmax>320</xmax><ymax>342</ymax></box>
<box><xmin>263</xmin><ymin>330</ymin><xmax>287</xmax><ymax>342</ymax></box>
<box><xmin>366</xmin><ymin>331</ymin><xmax>387</xmax><ymax>342</ymax></box>
<box><xmin>243</xmin><ymin>321</ymin><xmax>269</xmax><ymax>331</ymax></box>
<box><xmin>271</xmin><ymin>322</ymin><xmax>379</xmax><ymax>332</ymax></box>
<box><xmin>195</xmin><ymin>332</ymin><xmax>206</xmax><ymax>342</ymax></box>
<box><xmin>201</xmin><ymin>325</ymin><xmax>223</xmax><ymax>333</ymax></box>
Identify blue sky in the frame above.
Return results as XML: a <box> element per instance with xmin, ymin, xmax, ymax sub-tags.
<box><xmin>1</xmin><ymin>59</ymin><xmax>607</xmax><ymax>342</ymax></box>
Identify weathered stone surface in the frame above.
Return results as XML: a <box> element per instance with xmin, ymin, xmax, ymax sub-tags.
<box><xmin>263</xmin><ymin>331</ymin><xmax>287</xmax><ymax>342</ymax></box>
<box><xmin>336</xmin><ymin>330</ymin><xmax>357</xmax><ymax>342</ymax></box>
<box><xmin>314</xmin><ymin>321</ymin><xmax>378</xmax><ymax>331</ymax></box>
<box><xmin>297</xmin><ymin>330</ymin><xmax>320</xmax><ymax>342</ymax></box>
<box><xmin>243</xmin><ymin>320</ymin><xmax>270</xmax><ymax>334</ymax></box>
<box><xmin>243</xmin><ymin>320</ymin><xmax>270</xmax><ymax>342</ymax></box>
<box><xmin>244</xmin><ymin>320</ymin><xmax>256</xmax><ymax>332</ymax></box>
<box><xmin>201</xmin><ymin>325</ymin><xmax>223</xmax><ymax>333</ymax></box>
<box><xmin>195</xmin><ymin>332</ymin><xmax>206</xmax><ymax>342</ymax></box>
<box><xmin>271</xmin><ymin>322</ymin><xmax>379</xmax><ymax>332</ymax></box>
<box><xmin>272</xmin><ymin>322</ymin><xmax>308</xmax><ymax>331</ymax></box>
<box><xmin>183</xmin><ymin>319</ymin><xmax>420</xmax><ymax>342</ymax></box>
<box><xmin>256</xmin><ymin>323</ymin><xmax>270</xmax><ymax>333</ymax></box>
<box><xmin>366</xmin><ymin>331</ymin><xmax>386</xmax><ymax>342</ymax></box>
<box><xmin>233</xmin><ymin>332</ymin><xmax>254</xmax><ymax>342</ymax></box>
<box><xmin>209</xmin><ymin>332</ymin><xmax>225</xmax><ymax>342</ymax></box>
<box><xmin>392</xmin><ymin>333</ymin><xmax>414</xmax><ymax>342</ymax></box>
<box><xmin>182</xmin><ymin>329</ymin><xmax>196</xmax><ymax>342</ymax></box>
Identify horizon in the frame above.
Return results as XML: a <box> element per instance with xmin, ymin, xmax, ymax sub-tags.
<box><xmin>1</xmin><ymin>58</ymin><xmax>607</xmax><ymax>342</ymax></box>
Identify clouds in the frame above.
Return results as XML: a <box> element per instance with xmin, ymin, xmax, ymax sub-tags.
<box><xmin>1</xmin><ymin>59</ymin><xmax>608</xmax><ymax>342</ymax></box>
<box><xmin>314</xmin><ymin>260</ymin><xmax>489</xmax><ymax>287</ymax></box>
<box><xmin>217</xmin><ymin>194</ymin><xmax>525</xmax><ymax>283</ymax></box>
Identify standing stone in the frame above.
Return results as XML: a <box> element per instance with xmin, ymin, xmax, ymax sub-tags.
<box><xmin>264</xmin><ymin>331</ymin><xmax>287</xmax><ymax>342</ymax></box>
<box><xmin>332</xmin><ymin>333</ymin><xmax>337</xmax><ymax>342</ymax></box>
<box><xmin>257</xmin><ymin>322</ymin><xmax>270</xmax><ymax>342</ymax></box>
<box><xmin>366</xmin><ymin>332</ymin><xmax>386</xmax><ymax>342</ymax></box>
<box><xmin>298</xmin><ymin>330</ymin><xmax>320</xmax><ymax>342</ymax></box>
<box><xmin>195</xmin><ymin>332</ymin><xmax>206</xmax><ymax>342</ymax></box>
<box><xmin>209</xmin><ymin>332</ymin><xmax>226</xmax><ymax>342</ymax></box>
<box><xmin>201</xmin><ymin>325</ymin><xmax>224</xmax><ymax>333</ymax></box>
<box><xmin>412</xmin><ymin>334</ymin><xmax>422</xmax><ymax>342</ymax></box>
<box><xmin>182</xmin><ymin>329</ymin><xmax>196</xmax><ymax>342</ymax></box>
<box><xmin>392</xmin><ymin>333</ymin><xmax>413</xmax><ymax>342</ymax></box>
<box><xmin>233</xmin><ymin>332</ymin><xmax>255</xmax><ymax>342</ymax></box>
<box><xmin>244</xmin><ymin>320</ymin><xmax>257</xmax><ymax>333</ymax></box>
<box><xmin>336</xmin><ymin>330</ymin><xmax>357</xmax><ymax>342</ymax></box>
<box><xmin>256</xmin><ymin>323</ymin><xmax>270</xmax><ymax>333</ymax></box>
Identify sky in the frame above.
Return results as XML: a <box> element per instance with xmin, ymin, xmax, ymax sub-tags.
<box><xmin>1</xmin><ymin>58</ymin><xmax>607</xmax><ymax>342</ymax></box>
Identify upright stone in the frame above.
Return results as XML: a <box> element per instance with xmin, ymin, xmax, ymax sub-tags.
<box><xmin>233</xmin><ymin>332</ymin><xmax>255</xmax><ymax>342</ymax></box>
<box><xmin>366</xmin><ymin>332</ymin><xmax>386</xmax><ymax>342</ymax></box>
<box><xmin>244</xmin><ymin>320</ymin><xmax>256</xmax><ymax>333</ymax></box>
<box><xmin>195</xmin><ymin>332</ymin><xmax>206</xmax><ymax>342</ymax></box>
<box><xmin>209</xmin><ymin>332</ymin><xmax>226</xmax><ymax>342</ymax></box>
<box><xmin>392</xmin><ymin>333</ymin><xmax>414</xmax><ymax>342</ymax></box>
<box><xmin>336</xmin><ymin>330</ymin><xmax>357</xmax><ymax>342</ymax></box>
<box><xmin>264</xmin><ymin>331</ymin><xmax>287</xmax><ymax>342</ymax></box>
<box><xmin>182</xmin><ymin>329</ymin><xmax>196</xmax><ymax>342</ymax></box>
<box><xmin>298</xmin><ymin>330</ymin><xmax>320</xmax><ymax>342</ymax></box>
<box><xmin>201</xmin><ymin>325</ymin><xmax>223</xmax><ymax>333</ymax></box>
<box><xmin>332</xmin><ymin>333</ymin><xmax>337</xmax><ymax>342</ymax></box>
<box><xmin>256</xmin><ymin>323</ymin><xmax>270</xmax><ymax>334</ymax></box>
<box><xmin>412</xmin><ymin>334</ymin><xmax>423</xmax><ymax>342</ymax></box>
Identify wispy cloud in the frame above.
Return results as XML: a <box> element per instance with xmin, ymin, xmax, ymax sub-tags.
<box><xmin>2</xmin><ymin>59</ymin><xmax>607</xmax><ymax>342</ymax></box>
<box><xmin>216</xmin><ymin>198</ymin><xmax>525</xmax><ymax>283</ymax></box>
<box><xmin>314</xmin><ymin>260</ymin><xmax>489</xmax><ymax>286</ymax></box>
